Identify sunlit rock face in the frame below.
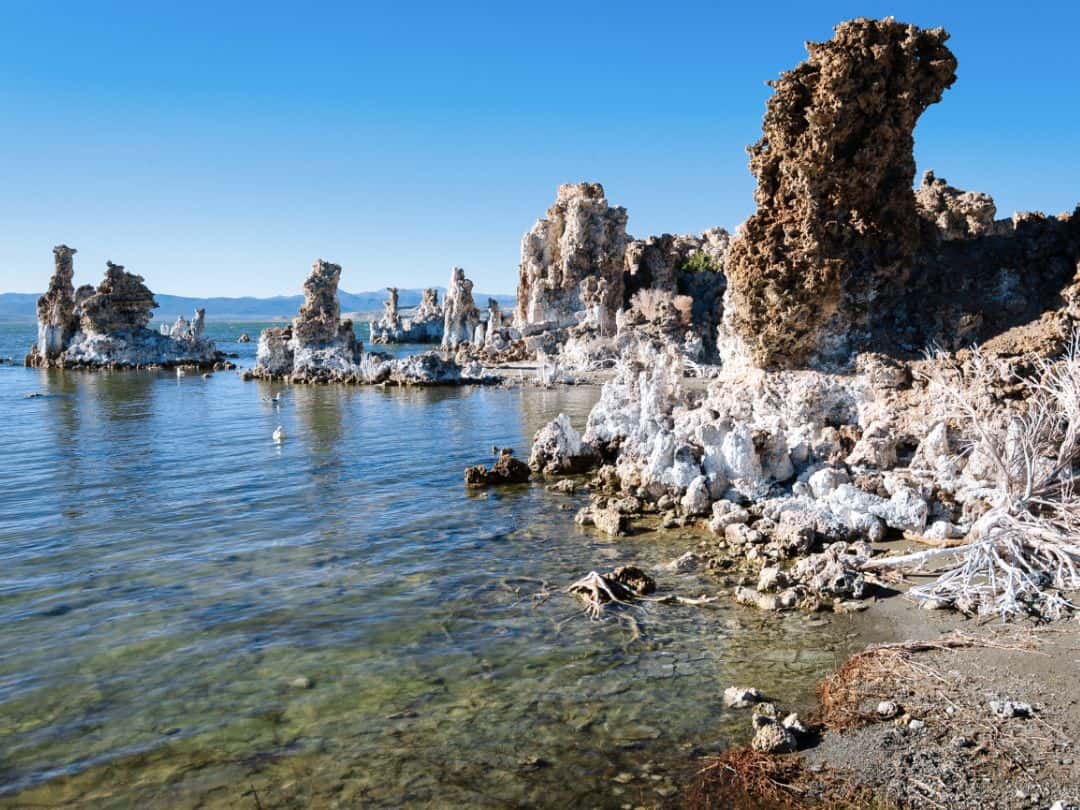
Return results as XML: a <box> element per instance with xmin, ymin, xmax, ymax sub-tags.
<box><xmin>28</xmin><ymin>249</ymin><xmax>222</xmax><ymax>369</ymax></box>
<box><xmin>441</xmin><ymin>267</ymin><xmax>480</xmax><ymax>350</ymax></box>
<box><xmin>723</xmin><ymin>18</ymin><xmax>958</xmax><ymax>368</ymax></box>
<box><xmin>35</xmin><ymin>245</ymin><xmax>79</xmax><ymax>361</ymax></box>
<box><xmin>515</xmin><ymin>182</ymin><xmax>629</xmax><ymax>333</ymax></box>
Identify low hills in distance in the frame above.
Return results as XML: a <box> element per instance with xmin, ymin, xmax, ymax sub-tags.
<box><xmin>0</xmin><ymin>288</ymin><xmax>516</xmax><ymax>323</ymax></box>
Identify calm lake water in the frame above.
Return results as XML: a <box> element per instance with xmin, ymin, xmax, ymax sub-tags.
<box><xmin>0</xmin><ymin>322</ymin><xmax>892</xmax><ymax>808</ymax></box>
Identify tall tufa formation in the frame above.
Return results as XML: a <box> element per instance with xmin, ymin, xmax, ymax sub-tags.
<box><xmin>36</xmin><ymin>245</ymin><xmax>80</xmax><ymax>360</ymax></box>
<box><xmin>255</xmin><ymin>260</ymin><xmax>363</xmax><ymax>379</ymax></box>
<box><xmin>723</xmin><ymin>18</ymin><xmax>958</xmax><ymax>368</ymax></box>
<box><xmin>516</xmin><ymin>183</ymin><xmax>629</xmax><ymax>333</ymax></box>
<box><xmin>291</xmin><ymin>260</ymin><xmax>352</xmax><ymax>346</ymax></box>
<box><xmin>442</xmin><ymin>267</ymin><xmax>480</xmax><ymax>349</ymax></box>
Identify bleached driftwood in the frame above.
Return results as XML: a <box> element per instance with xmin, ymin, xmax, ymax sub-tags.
<box><xmin>866</xmin><ymin>337</ymin><xmax>1080</xmax><ymax>619</ymax></box>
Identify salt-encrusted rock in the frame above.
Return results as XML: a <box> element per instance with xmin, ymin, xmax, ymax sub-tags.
<box><xmin>845</xmin><ymin>421</ymin><xmax>898</xmax><ymax>470</ymax></box>
<box><xmin>442</xmin><ymin>267</ymin><xmax>480</xmax><ymax>349</ymax></box>
<box><xmin>680</xmin><ymin>475</ymin><xmax>712</xmax><ymax>516</ymax></box>
<box><xmin>915</xmin><ymin>170</ymin><xmax>1001</xmax><ymax>241</ymax></box>
<box><xmin>827</xmin><ymin>483</ymin><xmax>928</xmax><ymax>533</ymax></box>
<box><xmin>989</xmin><ymin>699</ymin><xmax>1033</xmax><ymax>719</ymax></box>
<box><xmin>808</xmin><ymin>467</ymin><xmax>850</xmax><ymax>499</ymax></box>
<box><xmin>789</xmin><ymin>541</ymin><xmax>870</xmax><ymax>600</ymax></box>
<box><xmin>709</xmin><ymin>500</ymin><xmax>751</xmax><ymax>533</ymax></box>
<box><xmin>254</xmin><ymin>259</ymin><xmax>364</xmax><ymax>381</ymax></box>
<box><xmin>28</xmin><ymin>249</ymin><xmax>224</xmax><ymax>370</ymax></box>
<box><xmin>723</xmin><ymin>686</ymin><xmax>764</xmax><ymax>709</ymax></box>
<box><xmin>515</xmin><ymin>182</ymin><xmax>629</xmax><ymax>332</ymax></box>
<box><xmin>756</xmin><ymin>565</ymin><xmax>788</xmax><ymax>593</ymax></box>
<box><xmin>781</xmin><ymin>713</ymin><xmax>809</xmax><ymax>737</ymax></box>
<box><xmin>877</xmin><ymin>700</ymin><xmax>900</xmax><ymax>719</ymax></box>
<box><xmin>723</xmin><ymin>18</ymin><xmax>957</xmax><ymax>367</ymax></box>
<box><xmin>575</xmin><ymin>505</ymin><xmax>627</xmax><ymax>536</ymax></box>
<box><xmin>529</xmin><ymin>414</ymin><xmax>599</xmax><ymax>474</ymax></box>
<box><xmin>751</xmin><ymin>702</ymin><xmax>778</xmax><ymax>728</ymax></box>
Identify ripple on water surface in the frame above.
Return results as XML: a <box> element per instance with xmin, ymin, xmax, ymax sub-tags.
<box><xmin>0</xmin><ymin>323</ymin><xmax>893</xmax><ymax>808</ymax></box>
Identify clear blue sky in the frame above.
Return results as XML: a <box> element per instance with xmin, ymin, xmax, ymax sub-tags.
<box><xmin>1</xmin><ymin>1</ymin><xmax>1077</xmax><ymax>297</ymax></box>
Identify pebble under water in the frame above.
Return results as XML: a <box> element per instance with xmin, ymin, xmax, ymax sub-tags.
<box><xmin>0</xmin><ymin>323</ymin><xmax>895</xmax><ymax>808</ymax></box>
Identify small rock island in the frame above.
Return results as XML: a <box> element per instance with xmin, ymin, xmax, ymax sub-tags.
<box><xmin>26</xmin><ymin>245</ymin><xmax>230</xmax><ymax>370</ymax></box>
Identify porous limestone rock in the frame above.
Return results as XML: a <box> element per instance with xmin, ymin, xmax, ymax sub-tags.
<box><xmin>370</xmin><ymin>287</ymin><xmax>402</xmax><ymax>340</ymax></box>
<box><xmin>723</xmin><ymin>18</ymin><xmax>958</xmax><ymax>368</ymax></box>
<box><xmin>529</xmin><ymin>414</ymin><xmax>598</xmax><ymax>475</ymax></box>
<box><xmin>79</xmin><ymin>262</ymin><xmax>158</xmax><ymax>335</ymax></box>
<box><xmin>442</xmin><ymin>267</ymin><xmax>480</xmax><ymax>349</ymax></box>
<box><xmin>915</xmin><ymin>171</ymin><xmax>1003</xmax><ymax>241</ymax></box>
<box><xmin>515</xmin><ymin>182</ymin><xmax>629</xmax><ymax>333</ymax></box>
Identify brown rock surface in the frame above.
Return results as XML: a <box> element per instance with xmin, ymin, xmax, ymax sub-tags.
<box><xmin>724</xmin><ymin>18</ymin><xmax>957</xmax><ymax>368</ymax></box>
<box><xmin>292</xmin><ymin>259</ymin><xmax>349</xmax><ymax>345</ymax></box>
<box><xmin>35</xmin><ymin>245</ymin><xmax>80</xmax><ymax>359</ymax></box>
<box><xmin>79</xmin><ymin>262</ymin><xmax>158</xmax><ymax>335</ymax></box>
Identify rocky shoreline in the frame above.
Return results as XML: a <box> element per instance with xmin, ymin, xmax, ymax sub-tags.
<box><xmin>16</xmin><ymin>13</ymin><xmax>1080</xmax><ymax>808</ymax></box>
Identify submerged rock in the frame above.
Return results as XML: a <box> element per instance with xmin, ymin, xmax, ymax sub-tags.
<box><xmin>464</xmin><ymin>449</ymin><xmax>531</xmax><ymax>487</ymax></box>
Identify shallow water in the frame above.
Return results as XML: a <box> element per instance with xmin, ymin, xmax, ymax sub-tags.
<box><xmin>0</xmin><ymin>322</ymin><xmax>893</xmax><ymax>808</ymax></box>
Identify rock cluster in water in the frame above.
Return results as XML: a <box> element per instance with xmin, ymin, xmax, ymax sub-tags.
<box><xmin>26</xmin><ymin>246</ymin><xmax>226</xmax><ymax>369</ymax></box>
<box><xmin>252</xmin><ymin>260</ymin><xmax>486</xmax><ymax>385</ymax></box>
<box><xmin>370</xmin><ymin>287</ymin><xmax>444</xmax><ymax>344</ymax></box>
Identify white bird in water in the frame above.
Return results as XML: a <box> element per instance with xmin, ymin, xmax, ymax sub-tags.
<box><xmin>273</xmin><ymin>425</ymin><xmax>286</xmax><ymax>443</ymax></box>
<box><xmin>176</xmin><ymin>368</ymin><xmax>187</xmax><ymax>377</ymax></box>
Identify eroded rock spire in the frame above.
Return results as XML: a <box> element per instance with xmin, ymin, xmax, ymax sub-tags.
<box><xmin>723</xmin><ymin>18</ymin><xmax>958</xmax><ymax>367</ymax></box>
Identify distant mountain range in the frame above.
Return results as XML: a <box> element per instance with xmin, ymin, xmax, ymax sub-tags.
<box><xmin>0</xmin><ymin>288</ymin><xmax>516</xmax><ymax>323</ymax></box>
